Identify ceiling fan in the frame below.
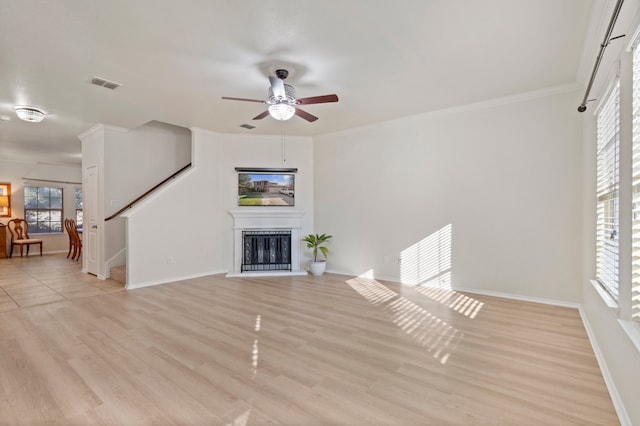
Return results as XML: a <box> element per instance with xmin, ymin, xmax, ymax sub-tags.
<box><xmin>222</xmin><ymin>69</ymin><xmax>339</xmax><ymax>122</ymax></box>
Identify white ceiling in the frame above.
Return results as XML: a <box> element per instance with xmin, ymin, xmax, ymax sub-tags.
<box><xmin>0</xmin><ymin>0</ymin><xmax>608</xmax><ymax>165</ymax></box>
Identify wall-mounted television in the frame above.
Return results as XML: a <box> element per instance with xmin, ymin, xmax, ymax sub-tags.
<box><xmin>237</xmin><ymin>171</ymin><xmax>295</xmax><ymax>206</ymax></box>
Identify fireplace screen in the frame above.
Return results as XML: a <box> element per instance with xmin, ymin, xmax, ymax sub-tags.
<box><xmin>242</xmin><ymin>229</ymin><xmax>292</xmax><ymax>272</ymax></box>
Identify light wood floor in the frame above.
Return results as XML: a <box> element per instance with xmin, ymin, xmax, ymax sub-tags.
<box><xmin>0</xmin><ymin>254</ymin><xmax>124</xmax><ymax>312</ymax></box>
<box><xmin>0</xmin><ymin>255</ymin><xmax>618</xmax><ymax>425</ymax></box>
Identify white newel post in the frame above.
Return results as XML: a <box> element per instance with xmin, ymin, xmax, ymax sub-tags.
<box><xmin>228</xmin><ymin>209</ymin><xmax>306</xmax><ymax>277</ymax></box>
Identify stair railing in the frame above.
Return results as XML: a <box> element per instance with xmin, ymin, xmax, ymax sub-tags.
<box><xmin>105</xmin><ymin>163</ymin><xmax>191</xmax><ymax>221</ymax></box>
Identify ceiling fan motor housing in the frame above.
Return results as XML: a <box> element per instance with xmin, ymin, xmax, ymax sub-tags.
<box><xmin>275</xmin><ymin>69</ymin><xmax>289</xmax><ymax>80</ymax></box>
<box><xmin>268</xmin><ymin>84</ymin><xmax>296</xmax><ymax>104</ymax></box>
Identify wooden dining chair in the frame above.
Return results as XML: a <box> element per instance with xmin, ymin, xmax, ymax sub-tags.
<box><xmin>64</xmin><ymin>218</ymin><xmax>74</xmax><ymax>259</ymax></box>
<box><xmin>7</xmin><ymin>218</ymin><xmax>43</xmax><ymax>258</ymax></box>
<box><xmin>64</xmin><ymin>218</ymin><xmax>82</xmax><ymax>261</ymax></box>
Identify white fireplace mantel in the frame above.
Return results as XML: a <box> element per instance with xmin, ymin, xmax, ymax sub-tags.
<box><xmin>227</xmin><ymin>209</ymin><xmax>307</xmax><ymax>277</ymax></box>
<box><xmin>229</xmin><ymin>209</ymin><xmax>306</xmax><ymax>230</ymax></box>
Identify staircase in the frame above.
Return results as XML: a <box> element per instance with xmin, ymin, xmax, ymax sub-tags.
<box><xmin>110</xmin><ymin>265</ymin><xmax>126</xmax><ymax>284</ymax></box>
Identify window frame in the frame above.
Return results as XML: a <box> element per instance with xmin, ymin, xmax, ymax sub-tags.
<box><xmin>631</xmin><ymin>38</ymin><xmax>640</xmax><ymax>322</ymax></box>
<box><xmin>75</xmin><ymin>187</ymin><xmax>83</xmax><ymax>229</ymax></box>
<box><xmin>23</xmin><ymin>185</ymin><xmax>64</xmax><ymax>234</ymax></box>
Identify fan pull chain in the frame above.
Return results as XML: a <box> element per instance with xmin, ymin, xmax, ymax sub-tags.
<box><xmin>281</xmin><ymin>122</ymin><xmax>287</xmax><ymax>165</ymax></box>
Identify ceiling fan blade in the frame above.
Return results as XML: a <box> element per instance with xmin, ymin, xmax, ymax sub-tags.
<box><xmin>295</xmin><ymin>108</ymin><xmax>319</xmax><ymax>122</ymax></box>
<box><xmin>252</xmin><ymin>110</ymin><xmax>270</xmax><ymax>120</ymax></box>
<box><xmin>269</xmin><ymin>76</ymin><xmax>286</xmax><ymax>99</ymax></box>
<box><xmin>221</xmin><ymin>96</ymin><xmax>265</xmax><ymax>103</ymax></box>
<box><xmin>297</xmin><ymin>94</ymin><xmax>339</xmax><ymax>105</ymax></box>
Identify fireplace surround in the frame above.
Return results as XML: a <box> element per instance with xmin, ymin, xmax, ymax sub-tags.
<box><xmin>227</xmin><ymin>210</ymin><xmax>307</xmax><ymax>277</ymax></box>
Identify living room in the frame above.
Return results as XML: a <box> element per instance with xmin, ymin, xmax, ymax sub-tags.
<box><xmin>1</xmin><ymin>1</ymin><xmax>639</xmax><ymax>424</ymax></box>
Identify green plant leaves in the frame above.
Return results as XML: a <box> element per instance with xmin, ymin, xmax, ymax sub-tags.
<box><xmin>302</xmin><ymin>233</ymin><xmax>333</xmax><ymax>262</ymax></box>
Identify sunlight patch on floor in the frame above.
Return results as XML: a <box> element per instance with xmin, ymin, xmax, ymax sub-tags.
<box><xmin>415</xmin><ymin>281</ymin><xmax>484</xmax><ymax>319</ymax></box>
<box><xmin>226</xmin><ymin>407</ymin><xmax>251</xmax><ymax>426</ymax></box>
<box><xmin>347</xmin><ymin>274</ymin><xmax>463</xmax><ymax>364</ymax></box>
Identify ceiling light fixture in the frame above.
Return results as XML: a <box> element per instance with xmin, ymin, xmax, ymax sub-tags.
<box><xmin>268</xmin><ymin>103</ymin><xmax>295</xmax><ymax>121</ymax></box>
<box><xmin>13</xmin><ymin>106</ymin><xmax>47</xmax><ymax>123</ymax></box>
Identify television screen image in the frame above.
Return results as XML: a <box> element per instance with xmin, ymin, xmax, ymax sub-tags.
<box><xmin>238</xmin><ymin>173</ymin><xmax>295</xmax><ymax>206</ymax></box>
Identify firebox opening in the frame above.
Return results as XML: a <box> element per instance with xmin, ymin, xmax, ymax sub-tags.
<box><xmin>242</xmin><ymin>229</ymin><xmax>292</xmax><ymax>272</ymax></box>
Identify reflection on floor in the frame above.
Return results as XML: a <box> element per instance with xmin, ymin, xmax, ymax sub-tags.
<box><xmin>0</xmin><ymin>253</ymin><xmax>124</xmax><ymax>312</ymax></box>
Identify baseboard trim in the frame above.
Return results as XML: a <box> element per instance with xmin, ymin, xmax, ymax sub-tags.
<box><xmin>579</xmin><ymin>306</ymin><xmax>631</xmax><ymax>426</ymax></box>
<box><xmin>126</xmin><ymin>269</ymin><xmax>228</xmax><ymax>290</ymax></box>
<box><xmin>333</xmin><ymin>269</ymin><xmax>581</xmax><ymax>309</ymax></box>
<box><xmin>8</xmin><ymin>249</ymin><xmax>68</xmax><ymax>257</ymax></box>
<box><xmin>445</xmin><ymin>286</ymin><xmax>581</xmax><ymax>309</ymax></box>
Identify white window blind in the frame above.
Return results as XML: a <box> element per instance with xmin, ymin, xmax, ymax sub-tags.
<box><xmin>596</xmin><ymin>80</ymin><xmax>620</xmax><ymax>301</ymax></box>
<box><xmin>632</xmin><ymin>43</ymin><xmax>640</xmax><ymax>321</ymax></box>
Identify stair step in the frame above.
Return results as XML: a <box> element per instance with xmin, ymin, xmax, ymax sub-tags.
<box><xmin>110</xmin><ymin>265</ymin><xmax>126</xmax><ymax>284</ymax></box>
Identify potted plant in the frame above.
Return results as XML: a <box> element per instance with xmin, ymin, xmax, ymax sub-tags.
<box><xmin>302</xmin><ymin>233</ymin><xmax>333</xmax><ymax>276</ymax></box>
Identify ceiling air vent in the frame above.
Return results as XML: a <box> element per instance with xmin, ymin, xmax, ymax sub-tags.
<box><xmin>90</xmin><ymin>76</ymin><xmax>121</xmax><ymax>90</ymax></box>
<box><xmin>240</xmin><ymin>124</ymin><xmax>256</xmax><ymax>130</ymax></box>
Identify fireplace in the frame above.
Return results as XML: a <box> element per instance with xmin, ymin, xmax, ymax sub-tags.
<box><xmin>228</xmin><ymin>209</ymin><xmax>307</xmax><ymax>277</ymax></box>
<box><xmin>242</xmin><ymin>229</ymin><xmax>291</xmax><ymax>272</ymax></box>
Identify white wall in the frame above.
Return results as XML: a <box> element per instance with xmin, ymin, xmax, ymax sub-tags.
<box><xmin>314</xmin><ymin>89</ymin><xmax>583</xmax><ymax>303</ymax></box>
<box><xmin>0</xmin><ymin>158</ymin><xmax>81</xmax><ymax>255</ymax></box>
<box><xmin>123</xmin><ymin>127</ymin><xmax>314</xmax><ymax>288</ymax></box>
<box><xmin>80</xmin><ymin>121</ymin><xmax>191</xmax><ymax>277</ymax></box>
<box><xmin>104</xmin><ymin>120</ymin><xmax>191</xmax><ymax>217</ymax></box>
<box><xmin>104</xmin><ymin>120</ymin><xmax>191</xmax><ymax>264</ymax></box>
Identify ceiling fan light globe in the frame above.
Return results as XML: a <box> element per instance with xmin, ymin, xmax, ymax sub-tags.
<box><xmin>268</xmin><ymin>104</ymin><xmax>295</xmax><ymax>121</ymax></box>
<box><xmin>13</xmin><ymin>106</ymin><xmax>46</xmax><ymax>123</ymax></box>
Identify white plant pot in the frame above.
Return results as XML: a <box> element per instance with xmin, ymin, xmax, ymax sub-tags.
<box><xmin>308</xmin><ymin>261</ymin><xmax>327</xmax><ymax>276</ymax></box>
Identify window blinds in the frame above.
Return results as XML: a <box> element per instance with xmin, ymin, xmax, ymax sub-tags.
<box><xmin>632</xmin><ymin>44</ymin><xmax>640</xmax><ymax>321</ymax></box>
<box><xmin>596</xmin><ymin>80</ymin><xmax>620</xmax><ymax>301</ymax></box>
